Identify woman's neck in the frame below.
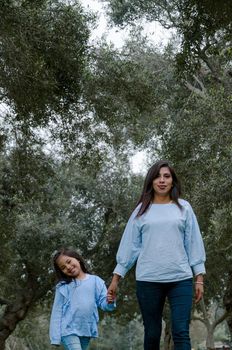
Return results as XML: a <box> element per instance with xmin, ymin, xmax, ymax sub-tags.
<box><xmin>153</xmin><ymin>195</ymin><xmax>172</xmax><ymax>204</ymax></box>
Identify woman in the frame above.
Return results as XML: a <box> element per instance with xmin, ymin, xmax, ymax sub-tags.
<box><xmin>107</xmin><ymin>160</ymin><xmax>206</xmax><ymax>350</ymax></box>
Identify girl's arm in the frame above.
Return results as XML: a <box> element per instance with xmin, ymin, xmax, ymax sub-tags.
<box><xmin>95</xmin><ymin>276</ymin><xmax>116</xmax><ymax>312</ymax></box>
<box><xmin>49</xmin><ymin>287</ymin><xmax>64</xmax><ymax>345</ymax></box>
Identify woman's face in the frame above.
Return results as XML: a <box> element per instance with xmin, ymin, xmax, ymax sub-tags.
<box><xmin>56</xmin><ymin>254</ymin><xmax>84</xmax><ymax>278</ymax></box>
<box><xmin>153</xmin><ymin>166</ymin><xmax>173</xmax><ymax>197</ymax></box>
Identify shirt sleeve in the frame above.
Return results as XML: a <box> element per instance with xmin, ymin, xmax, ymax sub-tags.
<box><xmin>113</xmin><ymin>206</ymin><xmax>142</xmax><ymax>277</ymax></box>
<box><xmin>184</xmin><ymin>203</ymin><xmax>206</xmax><ymax>276</ymax></box>
<box><xmin>95</xmin><ymin>276</ymin><xmax>116</xmax><ymax>311</ymax></box>
<box><xmin>49</xmin><ymin>286</ymin><xmax>63</xmax><ymax>345</ymax></box>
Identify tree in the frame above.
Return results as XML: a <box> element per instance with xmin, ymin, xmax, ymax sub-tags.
<box><xmin>0</xmin><ymin>0</ymin><xmax>93</xmax><ymax>347</ymax></box>
<box><xmin>0</xmin><ymin>0</ymin><xmax>91</xmax><ymax>128</ymax></box>
<box><xmin>102</xmin><ymin>0</ymin><xmax>232</xmax><ymax>75</ymax></box>
<box><xmin>194</xmin><ymin>299</ymin><xmax>229</xmax><ymax>350</ymax></box>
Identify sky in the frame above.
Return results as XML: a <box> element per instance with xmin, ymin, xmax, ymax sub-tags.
<box><xmin>81</xmin><ymin>0</ymin><xmax>172</xmax><ymax>48</ymax></box>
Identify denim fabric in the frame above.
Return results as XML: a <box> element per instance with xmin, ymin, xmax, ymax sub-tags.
<box><xmin>61</xmin><ymin>335</ymin><xmax>90</xmax><ymax>350</ymax></box>
<box><xmin>136</xmin><ymin>278</ymin><xmax>193</xmax><ymax>350</ymax></box>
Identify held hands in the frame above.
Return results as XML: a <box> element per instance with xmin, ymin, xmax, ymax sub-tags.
<box><xmin>107</xmin><ymin>281</ymin><xmax>117</xmax><ymax>303</ymax></box>
<box><xmin>107</xmin><ymin>274</ymin><xmax>120</xmax><ymax>303</ymax></box>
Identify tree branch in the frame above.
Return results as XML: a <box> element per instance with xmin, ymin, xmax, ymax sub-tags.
<box><xmin>192</xmin><ymin>315</ymin><xmax>205</xmax><ymax>324</ymax></box>
<box><xmin>212</xmin><ymin>310</ymin><xmax>229</xmax><ymax>329</ymax></box>
<box><xmin>185</xmin><ymin>81</ymin><xmax>207</xmax><ymax>98</ymax></box>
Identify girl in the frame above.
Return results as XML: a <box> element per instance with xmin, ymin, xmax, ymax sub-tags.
<box><xmin>49</xmin><ymin>248</ymin><xmax>116</xmax><ymax>350</ymax></box>
<box><xmin>107</xmin><ymin>160</ymin><xmax>206</xmax><ymax>350</ymax></box>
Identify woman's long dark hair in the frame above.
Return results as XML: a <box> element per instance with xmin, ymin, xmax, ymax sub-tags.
<box><xmin>136</xmin><ymin>160</ymin><xmax>182</xmax><ymax>217</ymax></box>
<box><xmin>52</xmin><ymin>248</ymin><xmax>90</xmax><ymax>284</ymax></box>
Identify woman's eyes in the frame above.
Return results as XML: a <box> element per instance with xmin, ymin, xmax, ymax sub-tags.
<box><xmin>155</xmin><ymin>174</ymin><xmax>171</xmax><ymax>178</ymax></box>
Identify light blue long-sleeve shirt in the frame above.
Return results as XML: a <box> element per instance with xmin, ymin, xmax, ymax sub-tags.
<box><xmin>114</xmin><ymin>199</ymin><xmax>206</xmax><ymax>282</ymax></box>
<box><xmin>49</xmin><ymin>274</ymin><xmax>116</xmax><ymax>345</ymax></box>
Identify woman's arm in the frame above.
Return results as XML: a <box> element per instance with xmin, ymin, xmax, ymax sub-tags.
<box><xmin>195</xmin><ymin>273</ymin><xmax>204</xmax><ymax>303</ymax></box>
<box><xmin>184</xmin><ymin>203</ymin><xmax>206</xmax><ymax>303</ymax></box>
<box><xmin>113</xmin><ymin>207</ymin><xmax>142</xmax><ymax>277</ymax></box>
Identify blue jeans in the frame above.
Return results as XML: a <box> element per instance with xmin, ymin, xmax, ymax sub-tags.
<box><xmin>61</xmin><ymin>335</ymin><xmax>90</xmax><ymax>350</ymax></box>
<box><xmin>136</xmin><ymin>278</ymin><xmax>193</xmax><ymax>350</ymax></box>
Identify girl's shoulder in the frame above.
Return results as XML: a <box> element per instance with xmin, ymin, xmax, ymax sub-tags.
<box><xmin>55</xmin><ymin>280</ymin><xmax>67</xmax><ymax>288</ymax></box>
<box><xmin>90</xmin><ymin>274</ymin><xmax>106</xmax><ymax>287</ymax></box>
<box><xmin>90</xmin><ymin>274</ymin><xmax>104</xmax><ymax>282</ymax></box>
<box><xmin>55</xmin><ymin>280</ymin><xmax>75</xmax><ymax>292</ymax></box>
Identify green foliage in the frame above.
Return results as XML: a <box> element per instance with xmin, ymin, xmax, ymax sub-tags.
<box><xmin>0</xmin><ymin>0</ymin><xmax>91</xmax><ymax>124</ymax></box>
<box><xmin>102</xmin><ymin>0</ymin><xmax>232</xmax><ymax>75</ymax></box>
<box><xmin>85</xmin><ymin>30</ymin><xmax>173</xmax><ymax>147</ymax></box>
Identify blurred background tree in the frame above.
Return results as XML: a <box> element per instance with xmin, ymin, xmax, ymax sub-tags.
<box><xmin>1</xmin><ymin>0</ymin><xmax>232</xmax><ymax>349</ymax></box>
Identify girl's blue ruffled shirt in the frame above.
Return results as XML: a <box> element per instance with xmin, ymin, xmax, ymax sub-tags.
<box><xmin>114</xmin><ymin>199</ymin><xmax>206</xmax><ymax>282</ymax></box>
<box><xmin>49</xmin><ymin>274</ymin><xmax>116</xmax><ymax>345</ymax></box>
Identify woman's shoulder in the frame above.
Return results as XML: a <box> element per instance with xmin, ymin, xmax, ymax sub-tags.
<box><xmin>178</xmin><ymin>198</ymin><xmax>191</xmax><ymax>207</ymax></box>
<box><xmin>129</xmin><ymin>203</ymin><xmax>142</xmax><ymax>219</ymax></box>
<box><xmin>178</xmin><ymin>199</ymin><xmax>194</xmax><ymax>213</ymax></box>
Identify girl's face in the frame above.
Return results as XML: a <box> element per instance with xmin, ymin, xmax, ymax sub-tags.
<box><xmin>153</xmin><ymin>166</ymin><xmax>173</xmax><ymax>197</ymax></box>
<box><xmin>56</xmin><ymin>254</ymin><xmax>85</xmax><ymax>279</ymax></box>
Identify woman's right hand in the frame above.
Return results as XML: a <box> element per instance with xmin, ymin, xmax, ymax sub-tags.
<box><xmin>107</xmin><ymin>274</ymin><xmax>121</xmax><ymax>303</ymax></box>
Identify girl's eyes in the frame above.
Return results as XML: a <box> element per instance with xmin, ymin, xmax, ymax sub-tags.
<box><xmin>60</xmin><ymin>260</ymin><xmax>71</xmax><ymax>270</ymax></box>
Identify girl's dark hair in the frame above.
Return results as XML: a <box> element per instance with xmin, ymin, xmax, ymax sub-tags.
<box><xmin>52</xmin><ymin>248</ymin><xmax>90</xmax><ymax>284</ymax></box>
<box><xmin>136</xmin><ymin>160</ymin><xmax>182</xmax><ymax>217</ymax></box>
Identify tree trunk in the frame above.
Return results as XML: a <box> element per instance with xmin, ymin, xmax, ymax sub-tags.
<box><xmin>223</xmin><ymin>271</ymin><xmax>232</xmax><ymax>345</ymax></box>
<box><xmin>226</xmin><ymin>315</ymin><xmax>232</xmax><ymax>347</ymax></box>
<box><xmin>0</xmin><ymin>279</ymin><xmax>36</xmax><ymax>350</ymax></box>
<box><xmin>206</xmin><ymin>326</ymin><xmax>215</xmax><ymax>350</ymax></box>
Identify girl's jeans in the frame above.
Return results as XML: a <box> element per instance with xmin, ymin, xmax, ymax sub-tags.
<box><xmin>61</xmin><ymin>335</ymin><xmax>90</xmax><ymax>350</ymax></box>
<box><xmin>136</xmin><ymin>278</ymin><xmax>193</xmax><ymax>350</ymax></box>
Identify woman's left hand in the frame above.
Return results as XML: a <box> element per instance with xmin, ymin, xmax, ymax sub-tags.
<box><xmin>195</xmin><ymin>281</ymin><xmax>204</xmax><ymax>303</ymax></box>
